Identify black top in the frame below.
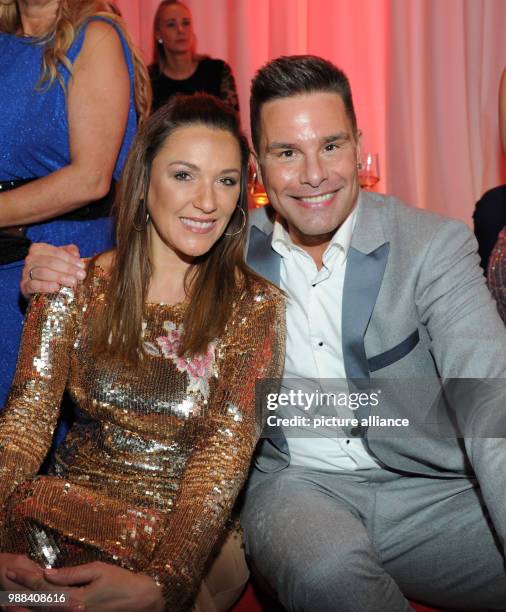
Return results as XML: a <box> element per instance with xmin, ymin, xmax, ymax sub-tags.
<box><xmin>149</xmin><ymin>57</ymin><xmax>240</xmax><ymax>113</ymax></box>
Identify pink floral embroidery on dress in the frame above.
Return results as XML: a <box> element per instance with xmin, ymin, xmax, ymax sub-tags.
<box><xmin>156</xmin><ymin>321</ymin><xmax>216</xmax><ymax>400</ymax></box>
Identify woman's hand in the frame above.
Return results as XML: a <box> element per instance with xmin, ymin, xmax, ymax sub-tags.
<box><xmin>0</xmin><ymin>554</ymin><xmax>64</xmax><ymax>612</ymax></box>
<box><xmin>10</xmin><ymin>561</ymin><xmax>164</xmax><ymax>612</ymax></box>
<box><xmin>0</xmin><ymin>553</ymin><xmax>43</xmax><ymax>592</ymax></box>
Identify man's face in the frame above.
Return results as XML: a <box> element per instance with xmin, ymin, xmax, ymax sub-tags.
<box><xmin>257</xmin><ymin>92</ymin><xmax>360</xmax><ymax>248</ymax></box>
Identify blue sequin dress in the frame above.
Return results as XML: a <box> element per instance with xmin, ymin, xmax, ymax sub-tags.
<box><xmin>0</xmin><ymin>17</ymin><xmax>137</xmax><ymax>408</ymax></box>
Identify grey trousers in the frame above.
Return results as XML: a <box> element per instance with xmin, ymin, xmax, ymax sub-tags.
<box><xmin>240</xmin><ymin>466</ymin><xmax>506</xmax><ymax>612</ymax></box>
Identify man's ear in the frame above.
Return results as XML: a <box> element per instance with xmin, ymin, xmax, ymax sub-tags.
<box><xmin>355</xmin><ymin>129</ymin><xmax>363</xmax><ymax>168</ymax></box>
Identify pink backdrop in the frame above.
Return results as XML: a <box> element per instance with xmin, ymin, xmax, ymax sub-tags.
<box><xmin>116</xmin><ymin>0</ymin><xmax>506</xmax><ymax>225</ymax></box>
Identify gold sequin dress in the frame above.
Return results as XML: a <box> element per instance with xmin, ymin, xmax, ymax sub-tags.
<box><xmin>0</xmin><ymin>263</ymin><xmax>285</xmax><ymax>611</ymax></box>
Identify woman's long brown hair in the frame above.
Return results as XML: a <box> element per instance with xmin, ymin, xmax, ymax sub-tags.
<box><xmin>93</xmin><ymin>93</ymin><xmax>256</xmax><ymax>364</ymax></box>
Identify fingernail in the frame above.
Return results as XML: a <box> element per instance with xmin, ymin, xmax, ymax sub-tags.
<box><xmin>63</xmin><ymin>277</ymin><xmax>77</xmax><ymax>286</ymax></box>
<box><xmin>6</xmin><ymin>570</ymin><xmax>16</xmax><ymax>579</ymax></box>
<box><xmin>45</xmin><ymin>568</ymin><xmax>57</xmax><ymax>574</ymax></box>
<box><xmin>77</xmin><ymin>270</ymin><xmax>86</xmax><ymax>279</ymax></box>
<box><xmin>77</xmin><ymin>261</ymin><xmax>86</xmax><ymax>269</ymax></box>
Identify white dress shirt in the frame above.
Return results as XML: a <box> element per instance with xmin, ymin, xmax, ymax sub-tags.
<box><xmin>271</xmin><ymin>203</ymin><xmax>380</xmax><ymax>470</ymax></box>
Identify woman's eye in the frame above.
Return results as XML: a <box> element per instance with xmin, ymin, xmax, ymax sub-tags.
<box><xmin>220</xmin><ymin>177</ymin><xmax>238</xmax><ymax>186</ymax></box>
<box><xmin>174</xmin><ymin>171</ymin><xmax>191</xmax><ymax>181</ymax></box>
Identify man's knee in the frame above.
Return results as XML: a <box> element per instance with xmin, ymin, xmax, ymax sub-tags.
<box><xmin>286</xmin><ymin>530</ymin><xmax>380</xmax><ymax>601</ymax></box>
<box><xmin>243</xmin><ymin>507</ymin><xmax>379</xmax><ymax>608</ymax></box>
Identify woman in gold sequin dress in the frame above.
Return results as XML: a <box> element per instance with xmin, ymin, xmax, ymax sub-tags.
<box><xmin>0</xmin><ymin>94</ymin><xmax>285</xmax><ymax>611</ymax></box>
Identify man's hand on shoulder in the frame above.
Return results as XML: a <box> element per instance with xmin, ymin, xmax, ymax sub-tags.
<box><xmin>21</xmin><ymin>243</ymin><xmax>86</xmax><ymax>298</ymax></box>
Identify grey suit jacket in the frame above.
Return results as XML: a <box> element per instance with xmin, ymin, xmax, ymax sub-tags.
<box><xmin>246</xmin><ymin>191</ymin><xmax>506</xmax><ymax>537</ymax></box>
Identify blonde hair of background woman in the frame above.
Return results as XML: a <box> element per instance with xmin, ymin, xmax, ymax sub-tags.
<box><xmin>0</xmin><ymin>0</ymin><xmax>151</xmax><ymax>123</ymax></box>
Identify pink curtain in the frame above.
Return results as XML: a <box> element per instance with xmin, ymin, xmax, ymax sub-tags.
<box><xmin>116</xmin><ymin>0</ymin><xmax>506</xmax><ymax>225</ymax></box>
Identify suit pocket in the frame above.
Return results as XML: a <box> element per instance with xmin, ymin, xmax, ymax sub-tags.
<box><xmin>367</xmin><ymin>329</ymin><xmax>420</xmax><ymax>372</ymax></box>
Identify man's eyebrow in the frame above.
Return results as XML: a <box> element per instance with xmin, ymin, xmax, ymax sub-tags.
<box><xmin>266</xmin><ymin>142</ymin><xmax>297</xmax><ymax>151</ymax></box>
<box><xmin>322</xmin><ymin>132</ymin><xmax>352</xmax><ymax>143</ymax></box>
<box><xmin>266</xmin><ymin>132</ymin><xmax>352</xmax><ymax>152</ymax></box>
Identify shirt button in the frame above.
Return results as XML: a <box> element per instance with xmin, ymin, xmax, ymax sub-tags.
<box><xmin>346</xmin><ymin>440</ymin><xmax>350</xmax><ymax>444</ymax></box>
<box><xmin>312</xmin><ymin>283</ymin><xmax>316</xmax><ymax>287</ymax></box>
<box><xmin>318</xmin><ymin>341</ymin><xmax>323</xmax><ymax>347</ymax></box>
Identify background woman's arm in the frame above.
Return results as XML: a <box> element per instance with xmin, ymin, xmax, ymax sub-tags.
<box><xmin>0</xmin><ymin>21</ymin><xmax>130</xmax><ymax>228</ymax></box>
<box><xmin>219</xmin><ymin>61</ymin><xmax>240</xmax><ymax>114</ymax></box>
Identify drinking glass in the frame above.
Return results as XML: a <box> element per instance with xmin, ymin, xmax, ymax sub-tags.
<box><xmin>358</xmin><ymin>152</ymin><xmax>380</xmax><ymax>190</ymax></box>
<box><xmin>249</xmin><ymin>168</ymin><xmax>269</xmax><ymax>207</ymax></box>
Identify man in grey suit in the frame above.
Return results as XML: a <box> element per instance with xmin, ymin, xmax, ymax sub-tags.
<box><xmin>20</xmin><ymin>56</ymin><xmax>506</xmax><ymax>611</ymax></box>
<box><xmin>240</xmin><ymin>55</ymin><xmax>506</xmax><ymax>611</ymax></box>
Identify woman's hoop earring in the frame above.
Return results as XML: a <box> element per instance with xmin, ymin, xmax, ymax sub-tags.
<box><xmin>224</xmin><ymin>206</ymin><xmax>246</xmax><ymax>237</ymax></box>
<box><xmin>133</xmin><ymin>200</ymin><xmax>150</xmax><ymax>232</ymax></box>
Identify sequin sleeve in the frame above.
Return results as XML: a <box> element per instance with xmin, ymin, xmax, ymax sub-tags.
<box><xmin>145</xmin><ymin>283</ymin><xmax>285</xmax><ymax>611</ymax></box>
<box><xmin>0</xmin><ymin>286</ymin><xmax>79</xmax><ymax>546</ymax></box>
<box><xmin>219</xmin><ymin>61</ymin><xmax>240</xmax><ymax>114</ymax></box>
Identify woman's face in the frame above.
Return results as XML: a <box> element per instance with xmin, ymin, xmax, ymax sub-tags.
<box><xmin>146</xmin><ymin>124</ymin><xmax>242</xmax><ymax>262</ymax></box>
<box><xmin>156</xmin><ymin>3</ymin><xmax>195</xmax><ymax>55</ymax></box>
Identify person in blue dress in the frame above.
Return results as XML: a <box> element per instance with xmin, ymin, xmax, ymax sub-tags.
<box><xmin>0</xmin><ymin>0</ymin><xmax>150</xmax><ymax>409</ymax></box>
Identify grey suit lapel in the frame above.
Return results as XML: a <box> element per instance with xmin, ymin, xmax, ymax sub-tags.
<box><xmin>246</xmin><ymin>222</ymin><xmax>287</xmax><ymax>455</ymax></box>
<box><xmin>342</xmin><ymin>194</ymin><xmax>389</xmax><ymax>385</ymax></box>
<box><xmin>246</xmin><ymin>225</ymin><xmax>281</xmax><ymax>287</ymax></box>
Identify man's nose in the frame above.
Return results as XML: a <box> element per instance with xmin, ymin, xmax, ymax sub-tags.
<box><xmin>301</xmin><ymin>155</ymin><xmax>327</xmax><ymax>187</ymax></box>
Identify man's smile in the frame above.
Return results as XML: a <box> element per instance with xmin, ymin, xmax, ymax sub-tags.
<box><xmin>292</xmin><ymin>190</ymin><xmax>340</xmax><ymax>208</ymax></box>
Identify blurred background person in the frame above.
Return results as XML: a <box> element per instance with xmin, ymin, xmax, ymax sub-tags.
<box><xmin>149</xmin><ymin>0</ymin><xmax>239</xmax><ymax>113</ymax></box>
<box><xmin>487</xmin><ymin>68</ymin><xmax>506</xmax><ymax>323</ymax></box>
<box><xmin>0</xmin><ymin>0</ymin><xmax>150</xmax><ymax>411</ymax></box>
<box><xmin>488</xmin><ymin>224</ymin><xmax>506</xmax><ymax>323</ymax></box>
<box><xmin>501</xmin><ymin>67</ymin><xmax>506</xmax><ymax>158</ymax></box>
<box><xmin>473</xmin><ymin>67</ymin><xmax>506</xmax><ymax>272</ymax></box>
